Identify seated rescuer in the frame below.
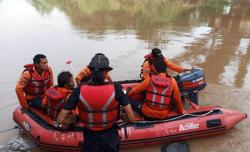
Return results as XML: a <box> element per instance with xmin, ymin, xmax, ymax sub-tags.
<box><xmin>16</xmin><ymin>54</ymin><xmax>53</xmax><ymax>111</ymax></box>
<box><xmin>56</xmin><ymin>53</ymin><xmax>135</xmax><ymax>152</ymax></box>
<box><xmin>129</xmin><ymin>56</ymin><xmax>184</xmax><ymax>119</ymax></box>
<box><xmin>75</xmin><ymin>61</ymin><xmax>112</xmax><ymax>86</ymax></box>
<box><xmin>141</xmin><ymin>48</ymin><xmax>191</xmax><ymax>79</ymax></box>
<box><xmin>42</xmin><ymin>71</ymin><xmax>76</xmax><ymax>127</ymax></box>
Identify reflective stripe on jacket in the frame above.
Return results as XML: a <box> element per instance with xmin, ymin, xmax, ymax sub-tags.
<box><xmin>46</xmin><ymin>87</ymin><xmax>71</xmax><ymax>119</ymax></box>
<box><xmin>78</xmin><ymin>84</ymin><xmax>119</xmax><ymax>131</ymax></box>
<box><xmin>23</xmin><ymin>64</ymin><xmax>51</xmax><ymax>96</ymax></box>
<box><xmin>145</xmin><ymin>75</ymin><xmax>173</xmax><ymax>110</ymax></box>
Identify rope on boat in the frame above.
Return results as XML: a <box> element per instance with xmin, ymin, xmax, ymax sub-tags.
<box><xmin>185</xmin><ymin>110</ymin><xmax>214</xmax><ymax>117</ymax></box>
<box><xmin>0</xmin><ymin>126</ymin><xmax>19</xmax><ymax>134</ymax></box>
<box><xmin>118</xmin><ymin>109</ymin><xmax>216</xmax><ymax>127</ymax></box>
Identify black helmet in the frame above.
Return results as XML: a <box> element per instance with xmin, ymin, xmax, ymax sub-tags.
<box><xmin>151</xmin><ymin>48</ymin><xmax>163</xmax><ymax>57</ymax></box>
<box><xmin>88</xmin><ymin>53</ymin><xmax>113</xmax><ymax>71</ymax></box>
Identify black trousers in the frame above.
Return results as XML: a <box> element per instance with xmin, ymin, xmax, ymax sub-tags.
<box><xmin>130</xmin><ymin>100</ymin><xmax>160</xmax><ymax>121</ymax></box>
<box><xmin>130</xmin><ymin>100</ymin><xmax>144</xmax><ymax>116</ymax></box>
<box><xmin>27</xmin><ymin>96</ymin><xmax>43</xmax><ymax>109</ymax></box>
<box><xmin>81</xmin><ymin>127</ymin><xmax>120</xmax><ymax>152</ymax></box>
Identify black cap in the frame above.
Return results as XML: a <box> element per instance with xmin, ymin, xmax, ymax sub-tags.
<box><xmin>88</xmin><ymin>53</ymin><xmax>113</xmax><ymax>71</ymax></box>
<box><xmin>151</xmin><ymin>48</ymin><xmax>163</xmax><ymax>57</ymax></box>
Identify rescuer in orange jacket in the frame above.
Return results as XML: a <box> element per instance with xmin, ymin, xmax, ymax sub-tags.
<box><xmin>42</xmin><ymin>71</ymin><xmax>76</xmax><ymax>128</ymax></box>
<box><xmin>129</xmin><ymin>55</ymin><xmax>184</xmax><ymax>119</ymax></box>
<box><xmin>56</xmin><ymin>53</ymin><xmax>136</xmax><ymax>152</ymax></box>
<box><xmin>16</xmin><ymin>54</ymin><xmax>53</xmax><ymax>111</ymax></box>
<box><xmin>141</xmin><ymin>48</ymin><xmax>191</xmax><ymax>79</ymax></box>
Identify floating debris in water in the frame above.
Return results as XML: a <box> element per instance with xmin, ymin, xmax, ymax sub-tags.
<box><xmin>161</xmin><ymin>141</ymin><xmax>190</xmax><ymax>152</ymax></box>
<box><xmin>0</xmin><ymin>138</ymin><xmax>36</xmax><ymax>152</ymax></box>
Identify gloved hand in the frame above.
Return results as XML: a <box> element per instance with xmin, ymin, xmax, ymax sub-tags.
<box><xmin>52</xmin><ymin>121</ymin><xmax>62</xmax><ymax>129</ymax></box>
<box><xmin>52</xmin><ymin>121</ymin><xmax>70</xmax><ymax>130</ymax></box>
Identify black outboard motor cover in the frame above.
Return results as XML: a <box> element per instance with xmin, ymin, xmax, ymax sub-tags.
<box><xmin>175</xmin><ymin>69</ymin><xmax>206</xmax><ymax>93</ymax></box>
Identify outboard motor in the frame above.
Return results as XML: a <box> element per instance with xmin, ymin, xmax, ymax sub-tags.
<box><xmin>175</xmin><ymin>69</ymin><xmax>206</xmax><ymax>105</ymax></box>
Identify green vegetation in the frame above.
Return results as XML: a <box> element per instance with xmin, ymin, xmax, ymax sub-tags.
<box><xmin>28</xmin><ymin>0</ymin><xmax>230</xmax><ymax>29</ymax></box>
<box><xmin>198</xmin><ymin>0</ymin><xmax>230</xmax><ymax>15</ymax></box>
<box><xmin>29</xmin><ymin>0</ymin><xmax>196</xmax><ymax>25</ymax></box>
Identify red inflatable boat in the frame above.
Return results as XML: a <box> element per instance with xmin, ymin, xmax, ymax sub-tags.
<box><xmin>13</xmin><ymin>88</ymin><xmax>247</xmax><ymax>152</ymax></box>
<box><xmin>13</xmin><ymin>101</ymin><xmax>247</xmax><ymax>152</ymax></box>
<box><xmin>12</xmin><ymin>71</ymin><xmax>247</xmax><ymax>152</ymax></box>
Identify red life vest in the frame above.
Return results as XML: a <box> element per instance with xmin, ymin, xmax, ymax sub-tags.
<box><xmin>140</xmin><ymin>54</ymin><xmax>167</xmax><ymax>77</ymax></box>
<box><xmin>144</xmin><ymin>53</ymin><xmax>152</xmax><ymax>59</ymax></box>
<box><xmin>140</xmin><ymin>54</ymin><xmax>154</xmax><ymax>77</ymax></box>
<box><xmin>144</xmin><ymin>53</ymin><xmax>157</xmax><ymax>72</ymax></box>
<box><xmin>45</xmin><ymin>87</ymin><xmax>71</xmax><ymax>119</ymax></box>
<box><xmin>145</xmin><ymin>75</ymin><xmax>173</xmax><ymax>110</ymax></box>
<box><xmin>23</xmin><ymin>64</ymin><xmax>51</xmax><ymax>96</ymax></box>
<box><xmin>78</xmin><ymin>84</ymin><xmax>119</xmax><ymax>131</ymax></box>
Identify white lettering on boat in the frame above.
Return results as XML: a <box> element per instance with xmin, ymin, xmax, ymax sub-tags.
<box><xmin>179</xmin><ymin>122</ymin><xmax>199</xmax><ymax>131</ymax></box>
<box><xmin>22</xmin><ymin>121</ymin><xmax>31</xmax><ymax>131</ymax></box>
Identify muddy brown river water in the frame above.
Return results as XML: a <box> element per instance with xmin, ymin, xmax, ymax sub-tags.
<box><xmin>0</xmin><ymin>0</ymin><xmax>249</xmax><ymax>151</ymax></box>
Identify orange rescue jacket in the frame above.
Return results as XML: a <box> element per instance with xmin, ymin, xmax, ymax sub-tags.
<box><xmin>23</xmin><ymin>64</ymin><xmax>51</xmax><ymax>96</ymax></box>
<box><xmin>141</xmin><ymin>54</ymin><xmax>185</xmax><ymax>79</ymax></box>
<box><xmin>78</xmin><ymin>84</ymin><xmax>119</xmax><ymax>131</ymax></box>
<box><xmin>45</xmin><ymin>87</ymin><xmax>72</xmax><ymax>119</ymax></box>
<box><xmin>15</xmin><ymin>64</ymin><xmax>53</xmax><ymax>109</ymax></box>
<box><xmin>145</xmin><ymin>75</ymin><xmax>173</xmax><ymax>110</ymax></box>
